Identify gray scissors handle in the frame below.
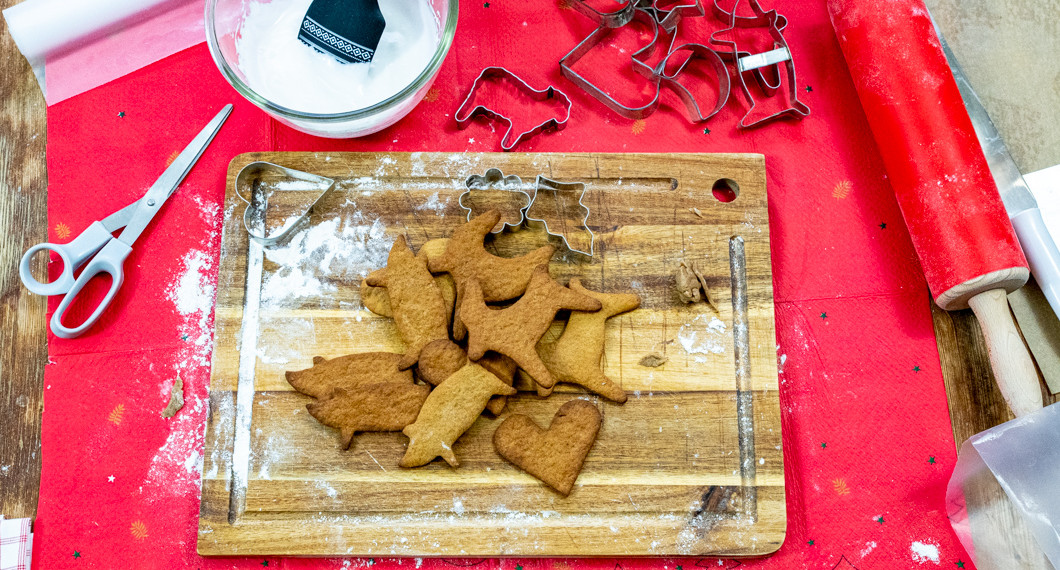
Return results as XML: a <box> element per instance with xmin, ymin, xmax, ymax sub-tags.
<box><xmin>19</xmin><ymin>221</ymin><xmax>114</xmax><ymax>296</ymax></box>
<box><xmin>50</xmin><ymin>239</ymin><xmax>132</xmax><ymax>339</ymax></box>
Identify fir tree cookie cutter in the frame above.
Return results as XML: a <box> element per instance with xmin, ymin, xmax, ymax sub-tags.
<box><xmin>235</xmin><ymin>161</ymin><xmax>337</xmax><ymax>246</ymax></box>
<box><xmin>526</xmin><ymin>176</ymin><xmax>596</xmax><ymax>258</ymax></box>
<box><xmin>459</xmin><ymin>168</ymin><xmax>531</xmax><ymax>234</ymax></box>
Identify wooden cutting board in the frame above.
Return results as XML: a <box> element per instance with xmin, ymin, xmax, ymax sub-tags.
<box><xmin>198</xmin><ymin>152</ymin><xmax>784</xmax><ymax>557</ymax></box>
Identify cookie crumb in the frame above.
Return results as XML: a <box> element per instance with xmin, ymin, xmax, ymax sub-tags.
<box><xmin>638</xmin><ymin>353</ymin><xmax>668</xmax><ymax>367</ymax></box>
<box><xmin>675</xmin><ymin>262</ymin><xmax>702</xmax><ymax>303</ymax></box>
<box><xmin>162</xmin><ymin>375</ymin><xmax>184</xmax><ymax>418</ymax></box>
<box><xmin>674</xmin><ymin>261</ymin><xmax>718</xmax><ymax>310</ymax></box>
<box><xmin>689</xmin><ymin>262</ymin><xmax>718</xmax><ymax>311</ymax></box>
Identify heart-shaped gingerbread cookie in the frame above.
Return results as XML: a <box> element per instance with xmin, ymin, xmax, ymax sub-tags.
<box><xmin>492</xmin><ymin>399</ymin><xmax>602</xmax><ymax>495</ymax></box>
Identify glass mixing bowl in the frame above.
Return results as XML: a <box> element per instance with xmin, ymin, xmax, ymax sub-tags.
<box><xmin>206</xmin><ymin>0</ymin><xmax>457</xmax><ymax>138</ymax></box>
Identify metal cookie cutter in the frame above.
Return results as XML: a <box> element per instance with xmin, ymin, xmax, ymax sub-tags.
<box><xmin>709</xmin><ymin>0</ymin><xmax>808</xmax><ymax>128</ymax></box>
<box><xmin>561</xmin><ymin>8</ymin><xmax>731</xmax><ymax>123</ymax></box>
<box><xmin>526</xmin><ymin>176</ymin><xmax>596</xmax><ymax>258</ymax></box>
<box><xmin>235</xmin><ymin>161</ymin><xmax>337</xmax><ymax>246</ymax></box>
<box><xmin>560</xmin><ymin>8</ymin><xmax>666</xmax><ymax>120</ymax></box>
<box><xmin>459</xmin><ymin>168</ymin><xmax>532</xmax><ymax>234</ymax></box>
<box><xmin>657</xmin><ymin>43</ymin><xmax>731</xmax><ymax>122</ymax></box>
<box><xmin>648</xmin><ymin>0</ymin><xmax>705</xmax><ymax>31</ymax></box>
<box><xmin>569</xmin><ymin>0</ymin><xmax>636</xmax><ymax>28</ymax></box>
<box><xmin>455</xmin><ymin>67</ymin><xmax>572</xmax><ymax>152</ymax></box>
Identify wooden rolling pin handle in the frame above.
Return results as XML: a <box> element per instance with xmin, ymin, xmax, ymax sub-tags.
<box><xmin>967</xmin><ymin>288</ymin><xmax>1044</xmax><ymax>416</ymax></box>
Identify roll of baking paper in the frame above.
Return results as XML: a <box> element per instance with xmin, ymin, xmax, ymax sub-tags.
<box><xmin>3</xmin><ymin>0</ymin><xmax>203</xmax><ymax>104</ymax></box>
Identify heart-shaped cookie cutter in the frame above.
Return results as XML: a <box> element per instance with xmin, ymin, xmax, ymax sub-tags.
<box><xmin>559</xmin><ymin>8</ymin><xmax>668</xmax><ymax>120</ymax></box>
<box><xmin>459</xmin><ymin>168</ymin><xmax>532</xmax><ymax>234</ymax></box>
<box><xmin>235</xmin><ymin>161</ymin><xmax>337</xmax><ymax>246</ymax></box>
<box><xmin>560</xmin><ymin>8</ymin><xmax>732</xmax><ymax>123</ymax></box>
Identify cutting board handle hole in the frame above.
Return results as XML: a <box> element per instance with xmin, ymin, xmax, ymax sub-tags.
<box><xmin>712</xmin><ymin>178</ymin><xmax>740</xmax><ymax>203</ymax></box>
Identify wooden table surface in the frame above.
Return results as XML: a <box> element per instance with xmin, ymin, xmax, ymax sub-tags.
<box><xmin>0</xmin><ymin>0</ymin><xmax>1057</xmax><ymax>542</ymax></box>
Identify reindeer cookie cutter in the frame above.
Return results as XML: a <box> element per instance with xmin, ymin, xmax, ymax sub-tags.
<box><xmin>455</xmin><ymin>67</ymin><xmax>572</xmax><ymax>152</ymax></box>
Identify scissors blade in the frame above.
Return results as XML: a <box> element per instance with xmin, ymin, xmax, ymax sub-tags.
<box><xmin>117</xmin><ymin>104</ymin><xmax>233</xmax><ymax>246</ymax></box>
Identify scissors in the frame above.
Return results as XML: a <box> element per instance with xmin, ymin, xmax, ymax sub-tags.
<box><xmin>19</xmin><ymin>104</ymin><xmax>233</xmax><ymax>339</ymax></box>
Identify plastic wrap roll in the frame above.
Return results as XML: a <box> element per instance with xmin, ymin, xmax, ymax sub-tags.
<box><xmin>2</xmin><ymin>0</ymin><xmax>203</xmax><ymax>104</ymax></box>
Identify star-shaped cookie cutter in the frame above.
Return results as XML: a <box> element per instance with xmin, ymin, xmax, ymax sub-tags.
<box><xmin>526</xmin><ymin>176</ymin><xmax>595</xmax><ymax>258</ymax></box>
<box><xmin>455</xmin><ymin>67</ymin><xmax>572</xmax><ymax>152</ymax></box>
<box><xmin>459</xmin><ymin>168</ymin><xmax>531</xmax><ymax>234</ymax></box>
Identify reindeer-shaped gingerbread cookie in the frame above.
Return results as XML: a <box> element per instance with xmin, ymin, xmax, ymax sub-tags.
<box><xmin>461</xmin><ymin>264</ymin><xmax>602</xmax><ymax>389</ymax></box>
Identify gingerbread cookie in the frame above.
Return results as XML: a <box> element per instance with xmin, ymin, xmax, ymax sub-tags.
<box><xmin>417</xmin><ymin>339</ymin><xmax>468</xmax><ymax>386</ymax></box>
<box><xmin>401</xmin><ymin>363</ymin><xmax>517</xmax><ymax>467</ymax></box>
<box><xmin>493</xmin><ymin>399</ymin><xmax>602</xmax><ymax>495</ymax></box>
<box><xmin>462</xmin><ymin>264</ymin><xmax>601</xmax><ymax>389</ymax></box>
<box><xmin>307</xmin><ymin>383</ymin><xmax>431</xmax><ymax>449</ymax></box>
<box><xmin>361</xmin><ymin>272</ymin><xmax>456</xmax><ymax>324</ymax></box>
<box><xmin>537</xmin><ymin>279</ymin><xmax>640</xmax><ymax>402</ymax></box>
<box><xmin>366</xmin><ymin>236</ymin><xmax>450</xmax><ymax>370</ymax></box>
<box><xmin>360</xmin><ymin>273</ymin><xmax>394</xmax><ymax>318</ymax></box>
<box><xmin>361</xmin><ymin>239</ymin><xmax>457</xmax><ymax>325</ymax></box>
<box><xmin>478</xmin><ymin>352</ymin><xmax>518</xmax><ymax>415</ymax></box>
<box><xmin>286</xmin><ymin>353</ymin><xmax>412</xmax><ymax>399</ymax></box>
<box><xmin>418</xmin><ymin>238</ymin><xmax>450</xmax><ymax>265</ymax></box>
<box><xmin>428</xmin><ymin>210</ymin><xmax>555</xmax><ymax>338</ymax></box>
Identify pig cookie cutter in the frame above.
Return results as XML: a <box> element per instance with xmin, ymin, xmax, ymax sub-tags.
<box><xmin>459</xmin><ymin>168</ymin><xmax>532</xmax><ymax>234</ymax></box>
<box><xmin>526</xmin><ymin>175</ymin><xmax>596</xmax><ymax>258</ymax></box>
<box><xmin>560</xmin><ymin>8</ymin><xmax>730</xmax><ymax>123</ymax></box>
<box><xmin>235</xmin><ymin>161</ymin><xmax>337</xmax><ymax>246</ymax></box>
<box><xmin>455</xmin><ymin>67</ymin><xmax>572</xmax><ymax>152</ymax></box>
<box><xmin>709</xmin><ymin>0</ymin><xmax>809</xmax><ymax>127</ymax></box>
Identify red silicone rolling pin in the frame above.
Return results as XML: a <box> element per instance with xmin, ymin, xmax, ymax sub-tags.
<box><xmin>827</xmin><ymin>0</ymin><xmax>1042</xmax><ymax>416</ymax></box>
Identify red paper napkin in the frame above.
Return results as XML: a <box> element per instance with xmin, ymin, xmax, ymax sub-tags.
<box><xmin>34</xmin><ymin>0</ymin><xmax>973</xmax><ymax>568</ymax></box>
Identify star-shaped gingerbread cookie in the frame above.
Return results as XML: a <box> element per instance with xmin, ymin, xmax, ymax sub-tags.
<box><xmin>537</xmin><ymin>279</ymin><xmax>640</xmax><ymax>402</ymax></box>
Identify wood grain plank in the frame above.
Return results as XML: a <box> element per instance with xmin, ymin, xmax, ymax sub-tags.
<box><xmin>0</xmin><ymin>0</ymin><xmax>48</xmax><ymax>519</ymax></box>
<box><xmin>200</xmin><ymin>152</ymin><xmax>784</xmax><ymax>556</ymax></box>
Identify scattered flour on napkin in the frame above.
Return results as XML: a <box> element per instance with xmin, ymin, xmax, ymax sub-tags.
<box><xmin>145</xmin><ymin>195</ymin><xmax>223</xmax><ymax>498</ymax></box>
<box><xmin>910</xmin><ymin>540</ymin><xmax>940</xmax><ymax>564</ymax></box>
